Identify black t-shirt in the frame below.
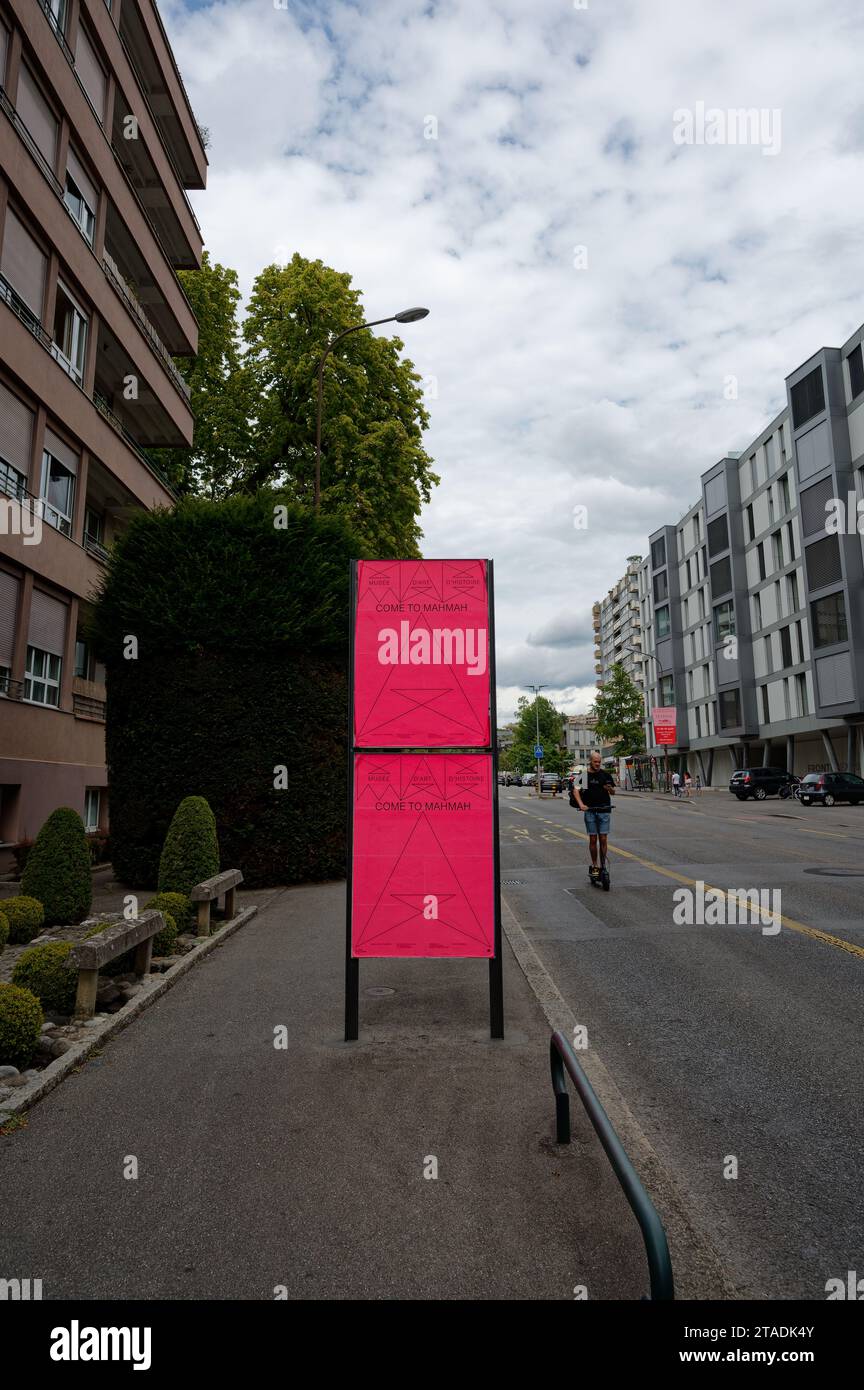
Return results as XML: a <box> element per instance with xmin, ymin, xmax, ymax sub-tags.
<box><xmin>581</xmin><ymin>769</ymin><xmax>614</xmax><ymax>809</ymax></box>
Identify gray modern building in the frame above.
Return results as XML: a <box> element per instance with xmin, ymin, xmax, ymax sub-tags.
<box><xmin>594</xmin><ymin>555</ymin><xmax>644</xmax><ymax>694</ymax></box>
<box><xmin>636</xmin><ymin>321</ymin><xmax>864</xmax><ymax>783</ymax></box>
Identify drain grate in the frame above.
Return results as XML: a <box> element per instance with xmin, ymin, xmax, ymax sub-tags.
<box><xmin>502</xmin><ymin>879</ymin><xmax>526</xmax><ymax>886</ymax></box>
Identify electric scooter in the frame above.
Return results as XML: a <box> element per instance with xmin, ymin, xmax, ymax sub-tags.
<box><xmin>589</xmin><ymin>834</ymin><xmax>611</xmax><ymax>891</ymax></box>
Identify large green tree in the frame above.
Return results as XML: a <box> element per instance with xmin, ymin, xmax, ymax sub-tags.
<box><xmin>240</xmin><ymin>255</ymin><xmax>437</xmax><ymax>556</ymax></box>
<box><xmin>150</xmin><ymin>252</ymin><xmax>252</xmax><ymax>497</ymax></box>
<box><xmin>509</xmin><ymin>695</ymin><xmax>567</xmax><ymax>775</ymax></box>
<box><xmin>591</xmin><ymin>663</ymin><xmax>645</xmax><ymax>754</ymax></box>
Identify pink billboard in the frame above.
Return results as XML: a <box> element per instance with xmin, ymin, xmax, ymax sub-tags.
<box><xmin>652</xmin><ymin>707</ymin><xmax>677</xmax><ymax>746</ymax></box>
<box><xmin>351</xmin><ymin>753</ymin><xmax>495</xmax><ymax>958</ymax></box>
<box><xmin>353</xmin><ymin>559</ymin><xmax>491</xmax><ymax>748</ymax></box>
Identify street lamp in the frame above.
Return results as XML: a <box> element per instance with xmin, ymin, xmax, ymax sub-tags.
<box><xmin>314</xmin><ymin>307</ymin><xmax>430</xmax><ymax>512</ymax></box>
<box><xmin>526</xmin><ymin>683</ymin><xmax>548</xmax><ymax>797</ymax></box>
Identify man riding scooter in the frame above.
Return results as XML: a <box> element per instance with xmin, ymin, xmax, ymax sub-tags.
<box><xmin>572</xmin><ymin>750</ymin><xmax>616</xmax><ymax>889</ymax></box>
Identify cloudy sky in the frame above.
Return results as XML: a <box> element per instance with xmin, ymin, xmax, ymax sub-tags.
<box><xmin>165</xmin><ymin>0</ymin><xmax>864</xmax><ymax>721</ymax></box>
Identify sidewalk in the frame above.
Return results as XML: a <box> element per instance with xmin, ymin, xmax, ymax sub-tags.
<box><xmin>0</xmin><ymin>882</ymin><xmax>650</xmax><ymax>1300</ymax></box>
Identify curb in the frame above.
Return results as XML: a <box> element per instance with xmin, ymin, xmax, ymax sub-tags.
<box><xmin>0</xmin><ymin>905</ymin><xmax>258</xmax><ymax>1122</ymax></box>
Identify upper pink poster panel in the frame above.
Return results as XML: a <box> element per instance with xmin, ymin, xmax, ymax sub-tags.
<box><xmin>353</xmin><ymin>560</ymin><xmax>491</xmax><ymax>748</ymax></box>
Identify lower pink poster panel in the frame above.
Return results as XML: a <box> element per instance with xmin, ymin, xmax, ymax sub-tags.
<box><xmin>352</xmin><ymin>754</ymin><xmax>495</xmax><ymax>959</ymax></box>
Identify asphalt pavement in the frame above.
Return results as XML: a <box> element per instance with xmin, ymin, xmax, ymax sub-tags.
<box><xmin>498</xmin><ymin>784</ymin><xmax>864</xmax><ymax>1299</ymax></box>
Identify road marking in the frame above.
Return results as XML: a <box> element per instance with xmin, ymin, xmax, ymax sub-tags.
<box><xmin>505</xmin><ymin>804</ymin><xmax>864</xmax><ymax>961</ymax></box>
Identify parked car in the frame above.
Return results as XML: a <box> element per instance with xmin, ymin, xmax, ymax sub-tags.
<box><xmin>539</xmin><ymin>772</ymin><xmax>560</xmax><ymax>792</ymax></box>
<box><xmin>798</xmin><ymin>772</ymin><xmax>864</xmax><ymax>807</ymax></box>
<box><xmin>729</xmin><ymin>768</ymin><xmax>796</xmax><ymax>800</ymax></box>
<box><xmin>522</xmin><ymin>772</ymin><xmax>536</xmax><ymax>786</ymax></box>
<box><xmin>506</xmin><ymin>772</ymin><xmax>522</xmax><ymax>786</ymax></box>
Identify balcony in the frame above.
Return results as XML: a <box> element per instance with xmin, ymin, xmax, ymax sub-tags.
<box><xmin>73</xmin><ymin>693</ymin><xmax>107</xmax><ymax>722</ymax></box>
<box><xmin>102</xmin><ymin>250</ymin><xmax>191</xmax><ymax>402</ymax></box>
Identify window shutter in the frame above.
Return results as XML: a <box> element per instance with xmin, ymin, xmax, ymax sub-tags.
<box><xmin>0</xmin><ymin>207</ymin><xmax>47</xmax><ymax>317</ymax></box>
<box><xmin>16</xmin><ymin>66</ymin><xmax>58</xmax><ymax>167</ymax></box>
<box><xmin>75</xmin><ymin>27</ymin><xmax>106</xmax><ymax>122</ymax></box>
<box><xmin>43</xmin><ymin>427</ymin><xmax>79</xmax><ymax>476</ymax></box>
<box><xmin>28</xmin><ymin>589</ymin><xmax>67</xmax><ymax>656</ymax></box>
<box><xmin>0</xmin><ymin>569</ymin><xmax>20</xmax><ymax>669</ymax></box>
<box><xmin>66</xmin><ymin>147</ymin><xmax>97</xmax><ymax>214</ymax></box>
<box><xmin>0</xmin><ymin>381</ymin><xmax>35</xmax><ymax>475</ymax></box>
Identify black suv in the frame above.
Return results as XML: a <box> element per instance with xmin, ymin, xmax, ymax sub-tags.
<box><xmin>729</xmin><ymin>767</ymin><xmax>796</xmax><ymax>801</ymax></box>
<box><xmin>798</xmin><ymin>772</ymin><xmax>864</xmax><ymax>807</ymax></box>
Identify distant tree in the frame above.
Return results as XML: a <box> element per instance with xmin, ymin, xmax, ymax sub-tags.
<box><xmin>149</xmin><ymin>251</ymin><xmax>252</xmax><ymax>498</ymax></box>
<box><xmin>591</xmin><ymin>663</ymin><xmax>645</xmax><ymax>755</ymax></box>
<box><xmin>240</xmin><ymin>254</ymin><xmax>438</xmax><ymax>556</ymax></box>
<box><xmin>509</xmin><ymin>695</ymin><xmax>566</xmax><ymax>774</ymax></box>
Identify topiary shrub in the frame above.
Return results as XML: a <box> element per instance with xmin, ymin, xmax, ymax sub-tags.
<box><xmin>0</xmin><ymin>910</ymin><xmax>8</xmax><ymax>953</ymax></box>
<box><xmin>12</xmin><ymin>942</ymin><xmax>77</xmax><ymax>1016</ymax></box>
<box><xmin>143</xmin><ymin>892</ymin><xmax>192</xmax><ymax>936</ymax></box>
<box><xmin>22</xmin><ymin>807</ymin><xmax>92</xmax><ymax>927</ymax></box>
<box><xmin>1</xmin><ymin>896</ymin><xmax>45</xmax><ymax>944</ymax></box>
<box><xmin>0</xmin><ymin>982</ymin><xmax>43</xmax><ymax>1069</ymax></box>
<box><xmin>151</xmin><ymin>912</ymin><xmax>177</xmax><ymax>957</ymax></box>
<box><xmin>158</xmin><ymin>796</ymin><xmax>220</xmax><ymax>897</ymax></box>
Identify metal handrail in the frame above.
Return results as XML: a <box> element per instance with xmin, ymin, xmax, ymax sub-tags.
<box><xmin>549</xmin><ymin>1031</ymin><xmax>675</xmax><ymax>1300</ymax></box>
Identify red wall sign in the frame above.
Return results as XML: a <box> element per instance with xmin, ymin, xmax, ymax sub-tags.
<box><xmin>353</xmin><ymin>559</ymin><xmax>490</xmax><ymax>748</ymax></box>
<box><xmin>652</xmin><ymin>707</ymin><xmax>677</xmax><ymax>745</ymax></box>
<box><xmin>351</xmin><ymin>753</ymin><xmax>495</xmax><ymax>958</ymax></box>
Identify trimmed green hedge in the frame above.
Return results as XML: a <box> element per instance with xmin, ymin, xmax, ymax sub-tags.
<box><xmin>21</xmin><ymin>808</ymin><xmax>92</xmax><ymax>927</ymax></box>
<box><xmin>0</xmin><ymin>910</ymin><xmax>8</xmax><ymax>953</ymax></box>
<box><xmin>90</xmin><ymin>495</ymin><xmax>360</xmax><ymax>888</ymax></box>
<box><xmin>2</xmin><ymin>896</ymin><xmax>45</xmax><ymax>944</ymax></box>
<box><xmin>143</xmin><ymin>892</ymin><xmax>192</xmax><ymax>937</ymax></box>
<box><xmin>12</xmin><ymin>942</ymin><xmax>77</xmax><ymax>1016</ymax></box>
<box><xmin>0</xmin><ymin>983</ymin><xmax>43</xmax><ymax>1070</ymax></box>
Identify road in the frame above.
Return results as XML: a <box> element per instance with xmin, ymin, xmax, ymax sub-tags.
<box><xmin>499</xmin><ymin>784</ymin><xmax>864</xmax><ymax>1300</ymax></box>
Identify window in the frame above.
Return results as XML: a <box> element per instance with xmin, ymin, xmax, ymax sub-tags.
<box><xmin>0</xmin><ymin>571</ymin><xmax>20</xmax><ymax>694</ymax></box>
<box><xmin>24</xmin><ymin>645</ymin><xmax>61</xmax><ymax>706</ymax></box>
<box><xmin>75</xmin><ymin>25</ymin><xmax>107</xmax><ymax>123</ymax></box>
<box><xmin>779</xmin><ymin>473</ymin><xmax>791</xmax><ymax>514</ymax></box>
<box><xmin>764</xmin><ymin>635</ymin><xmax>772</xmax><ymax>674</ymax></box>
<box><xmin>707</xmin><ymin>514</ymin><xmax>729</xmax><ymax>557</ymax></box>
<box><xmin>805</xmin><ymin>534</ymin><xmax>842</xmax><ymax>591</ymax></box>
<box><xmin>753</xmin><ymin>591</ymin><xmax>762</xmax><ymax>629</ymax></box>
<box><xmin>760</xmin><ymin>685</ymin><xmax>770</xmax><ymax>723</ymax></box>
<box><xmin>651</xmin><ymin>536</ymin><xmax>666</xmax><ymax>569</ymax></box>
<box><xmin>811</xmin><ymin>592</ymin><xmax>848</xmax><ymax>648</ymax></box>
<box><xmin>40</xmin><ymin>437</ymin><xmax>77</xmax><ymax>536</ymax></box>
<box><xmin>64</xmin><ymin>151</ymin><xmax>97</xmax><ymax>246</ymax></box>
<box><xmin>84</xmin><ymin>506</ymin><xmax>104</xmax><ymax>546</ymax></box>
<box><xmin>795</xmin><ymin>619</ymin><xmax>804</xmax><ymax>663</ymax></box>
<box><xmin>791</xmin><ymin>365</ymin><xmax>825</xmax><ymax>429</ymax></box>
<box><xmin>74</xmin><ymin>637</ymin><xmax>93</xmax><ymax>680</ymax></box>
<box><xmin>16</xmin><ymin>65</ymin><xmax>59</xmax><ymax>171</ymax></box>
<box><xmin>767</xmin><ymin>487</ymin><xmax>775</xmax><ymax>524</ymax></box>
<box><xmin>659</xmin><ymin>674</ymin><xmax>674</xmax><ymax>706</ymax></box>
<box><xmin>847</xmin><ymin>344</ymin><xmax>864</xmax><ymax>401</ymax></box>
<box><xmin>788</xmin><ymin>570</ymin><xmax>800</xmax><ymax>612</ymax></box>
<box><xmin>653</xmin><ymin>570</ymin><xmax>668</xmax><ymax>603</ymax></box>
<box><xmin>1</xmin><ymin>208</ymin><xmax>48</xmax><ymax>324</ymax></box>
<box><xmin>46</xmin><ymin>0</ymin><xmax>68</xmax><ymax>36</ymax></box>
<box><xmin>780</xmin><ymin>626</ymin><xmax>793</xmax><ymax>667</ymax></box>
<box><xmin>84</xmin><ymin>787</ymin><xmax>101</xmax><ymax>831</ymax></box>
<box><xmin>713</xmin><ymin>601</ymin><xmax>735</xmax><ymax>642</ymax></box>
<box><xmin>745</xmin><ymin>503</ymin><xmax>754</xmax><ymax>542</ymax></box>
<box><xmin>772</xmin><ymin>530</ymin><xmax>784</xmax><ymax>570</ymax></box>
<box><xmin>785</xmin><ymin>521</ymin><xmax>796</xmax><ymax>561</ymax></box>
<box><xmin>710</xmin><ymin>556</ymin><xmax>732</xmax><ymax>596</ymax></box>
<box><xmin>52</xmin><ymin>283</ymin><xmax>88</xmax><ymax>385</ymax></box>
<box><xmin>796</xmin><ymin>673</ymin><xmax>809</xmax><ymax>717</ymax></box>
<box><xmin>694</xmin><ymin>706</ymin><xmax>701</xmax><ymax>737</ymax></box>
<box><xmin>718</xmin><ymin>688</ymin><xmax>741</xmax><ymax>728</ymax></box>
<box><xmin>757</xmin><ymin>544</ymin><xmax>766</xmax><ymax>582</ymax></box>
<box><xmin>655</xmin><ymin>605</ymin><xmax>671</xmax><ymax>638</ymax></box>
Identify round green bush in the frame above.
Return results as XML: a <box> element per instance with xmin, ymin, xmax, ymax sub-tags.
<box><xmin>158</xmin><ymin>796</ymin><xmax>220</xmax><ymax>897</ymax></box>
<box><xmin>152</xmin><ymin>912</ymin><xmax>177</xmax><ymax>957</ymax></box>
<box><xmin>1</xmin><ymin>896</ymin><xmax>45</xmax><ymax>944</ymax></box>
<box><xmin>0</xmin><ymin>910</ymin><xmax>8</xmax><ymax>953</ymax></box>
<box><xmin>12</xmin><ymin>942</ymin><xmax>77</xmax><ymax>1016</ymax></box>
<box><xmin>21</xmin><ymin>807</ymin><xmax>92</xmax><ymax>927</ymax></box>
<box><xmin>144</xmin><ymin>892</ymin><xmax>192</xmax><ymax>936</ymax></box>
<box><xmin>0</xmin><ymin>982</ymin><xmax>43</xmax><ymax>1069</ymax></box>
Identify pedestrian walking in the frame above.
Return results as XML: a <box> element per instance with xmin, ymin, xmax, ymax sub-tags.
<box><xmin>684</xmin><ymin>771</ymin><xmax>692</xmax><ymax>798</ymax></box>
<box><xmin>672</xmin><ymin>770</ymin><xmax>681</xmax><ymax>798</ymax></box>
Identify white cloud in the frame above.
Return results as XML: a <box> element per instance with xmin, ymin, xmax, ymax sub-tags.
<box><xmin>165</xmin><ymin>0</ymin><xmax>864</xmax><ymax>721</ymax></box>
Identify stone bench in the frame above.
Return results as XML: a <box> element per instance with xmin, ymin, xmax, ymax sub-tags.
<box><xmin>68</xmin><ymin>909</ymin><xmax>165</xmax><ymax>1020</ymax></box>
<box><xmin>190</xmin><ymin>869</ymin><xmax>243</xmax><ymax>938</ymax></box>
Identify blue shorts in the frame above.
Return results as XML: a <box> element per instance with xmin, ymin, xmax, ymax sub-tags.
<box><xmin>583</xmin><ymin>809</ymin><xmax>611</xmax><ymax>835</ymax></box>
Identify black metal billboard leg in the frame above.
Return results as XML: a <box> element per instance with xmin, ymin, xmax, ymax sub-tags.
<box><xmin>345</xmin><ymin>956</ymin><xmax>359</xmax><ymax>1041</ymax></box>
<box><xmin>489</xmin><ymin>955</ymin><xmax>504</xmax><ymax>1039</ymax></box>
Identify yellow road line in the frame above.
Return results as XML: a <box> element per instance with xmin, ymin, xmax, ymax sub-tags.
<box><xmin>505</xmin><ymin>805</ymin><xmax>864</xmax><ymax>961</ymax></box>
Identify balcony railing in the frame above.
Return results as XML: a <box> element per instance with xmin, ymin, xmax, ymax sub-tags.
<box><xmin>0</xmin><ymin>677</ymin><xmax>24</xmax><ymax>701</ymax></box>
<box><xmin>73</xmin><ymin>694</ymin><xmax>107</xmax><ymax>722</ymax></box>
<box><xmin>103</xmin><ymin>251</ymin><xmax>191</xmax><ymax>401</ymax></box>
<box><xmin>0</xmin><ymin>269</ymin><xmax>174</xmax><ymax>496</ymax></box>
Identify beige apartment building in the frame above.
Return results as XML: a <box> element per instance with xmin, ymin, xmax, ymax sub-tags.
<box><xmin>0</xmin><ymin>0</ymin><xmax>205</xmax><ymax>859</ymax></box>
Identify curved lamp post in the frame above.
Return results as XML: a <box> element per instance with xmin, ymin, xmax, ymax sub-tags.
<box><xmin>314</xmin><ymin>307</ymin><xmax>429</xmax><ymax>512</ymax></box>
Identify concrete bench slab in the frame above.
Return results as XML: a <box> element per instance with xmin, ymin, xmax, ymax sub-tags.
<box><xmin>190</xmin><ymin>870</ymin><xmax>243</xmax><ymax>937</ymax></box>
<box><xmin>68</xmin><ymin>910</ymin><xmax>165</xmax><ymax>1019</ymax></box>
